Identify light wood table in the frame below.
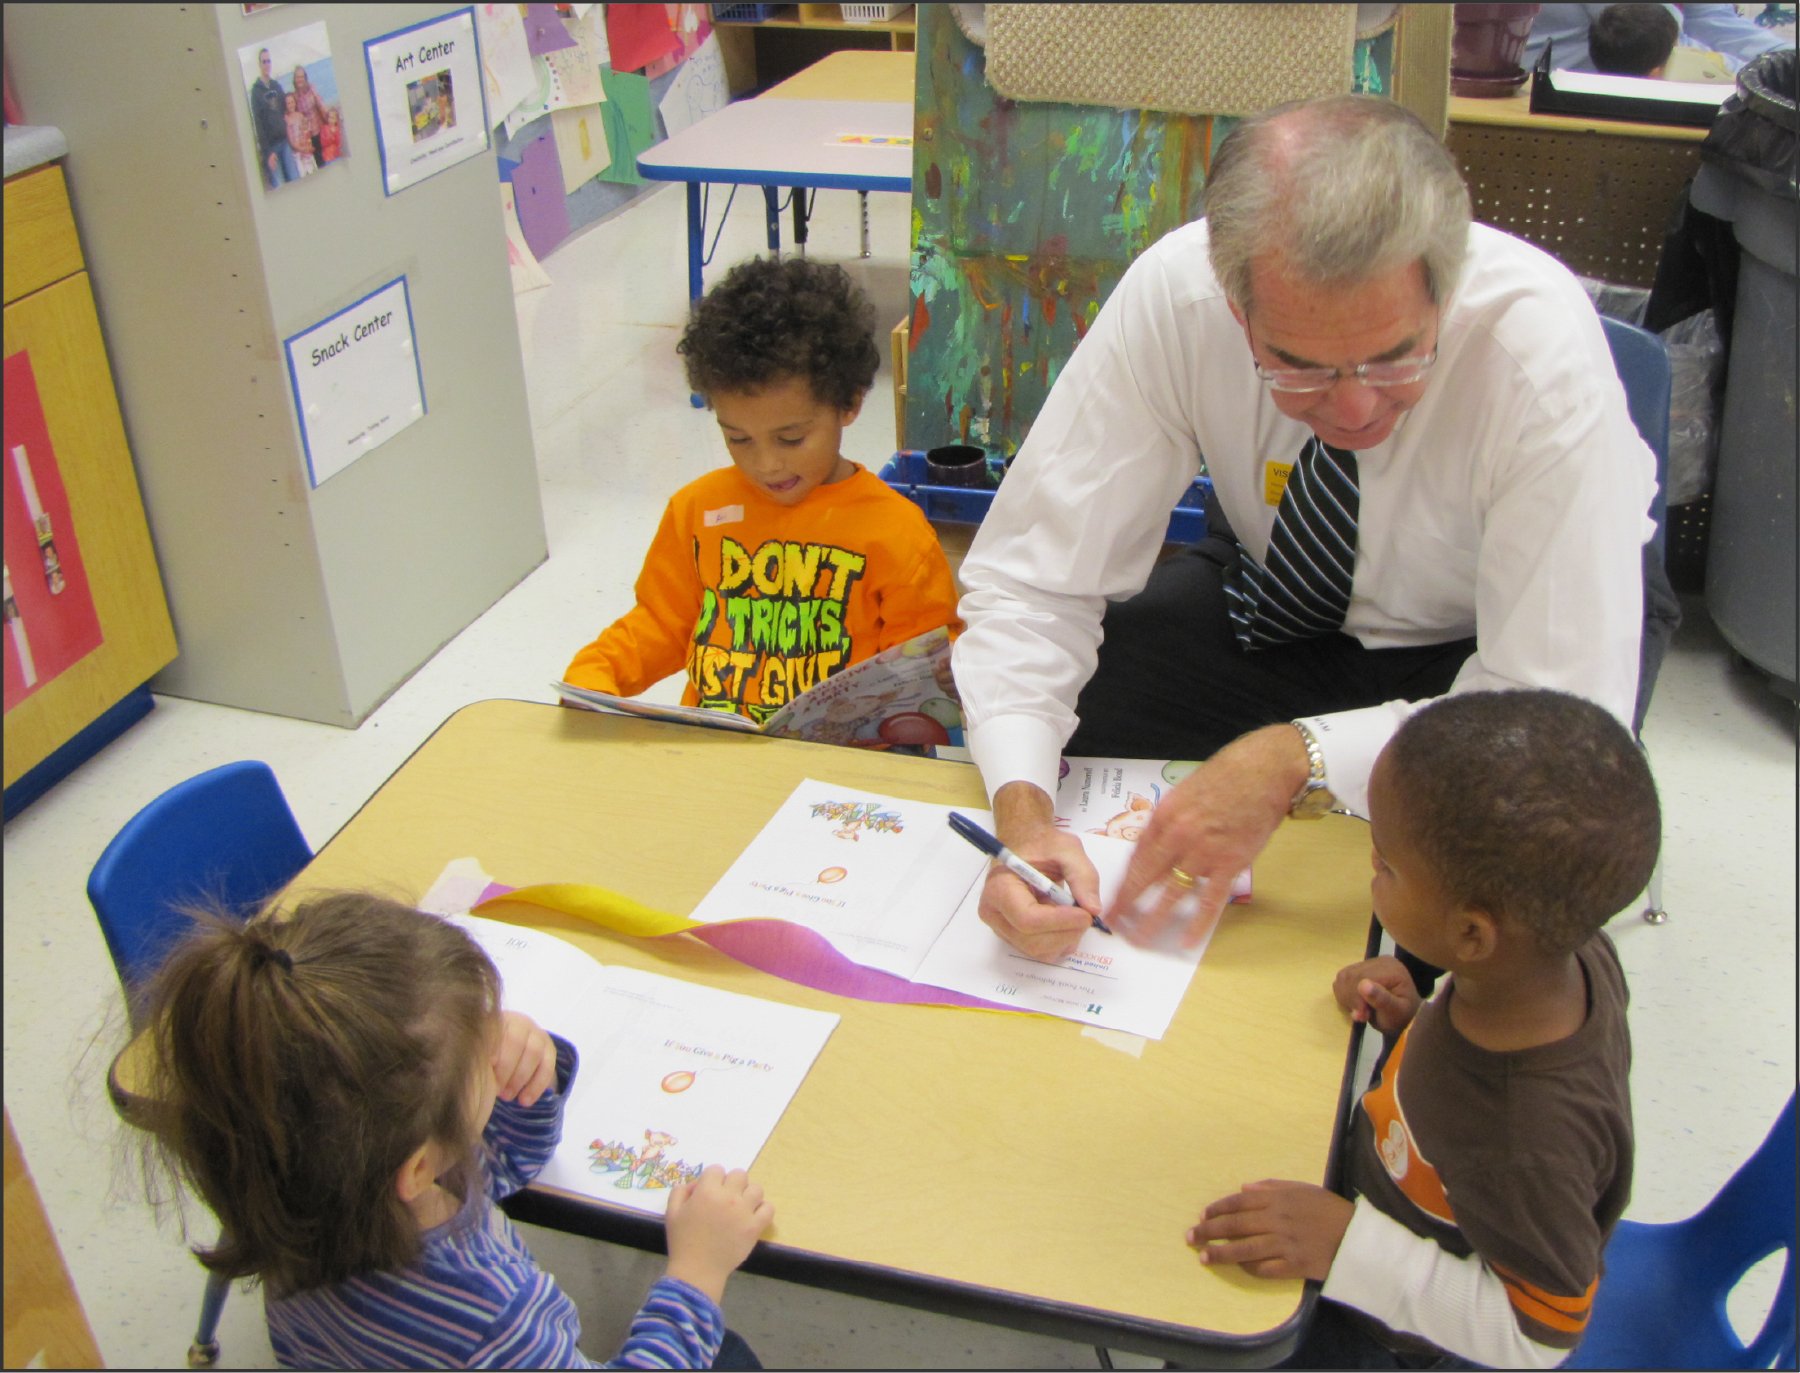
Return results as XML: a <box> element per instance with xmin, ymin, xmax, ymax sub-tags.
<box><xmin>195</xmin><ymin>700</ymin><xmax>1379</xmax><ymax>1363</ymax></box>
<box><xmin>761</xmin><ymin>48</ymin><xmax>915</xmax><ymax>104</ymax></box>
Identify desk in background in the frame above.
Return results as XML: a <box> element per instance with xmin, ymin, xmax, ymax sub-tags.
<box><xmin>1447</xmin><ymin>90</ymin><xmax>1706</xmax><ymax>288</ymax></box>
<box><xmin>268</xmin><ymin>699</ymin><xmax>1376</xmax><ymax>1365</ymax></box>
<box><xmin>636</xmin><ymin>50</ymin><xmax>913</xmax><ymax>309</ymax></box>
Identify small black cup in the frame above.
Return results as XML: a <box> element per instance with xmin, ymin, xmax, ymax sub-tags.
<box><xmin>924</xmin><ymin>444</ymin><xmax>994</xmax><ymax>489</ymax></box>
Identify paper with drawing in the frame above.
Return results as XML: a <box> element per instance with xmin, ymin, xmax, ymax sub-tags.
<box><xmin>686</xmin><ymin>780</ymin><xmax>1214</xmax><ymax>1039</ymax></box>
<box><xmin>684</xmin><ymin>781</ymin><xmax>986</xmax><ymax>979</ymax></box>
<box><xmin>450</xmin><ymin>914</ymin><xmax>837</xmax><ymax>1216</ymax></box>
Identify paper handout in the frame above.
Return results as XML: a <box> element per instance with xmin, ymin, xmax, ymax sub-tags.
<box><xmin>686</xmin><ymin>780</ymin><xmax>1220</xmax><ymax>1039</ymax></box>
<box><xmin>554</xmin><ymin>626</ymin><xmax>964</xmax><ymax>754</ymax></box>
<box><xmin>685</xmin><ymin>781</ymin><xmax>988</xmax><ymax>980</ymax></box>
<box><xmin>913</xmin><ymin>832</ymin><xmax>1216</xmax><ymax>1041</ymax></box>
<box><xmin>450</xmin><ymin>914</ymin><xmax>837</xmax><ymax>1216</ymax></box>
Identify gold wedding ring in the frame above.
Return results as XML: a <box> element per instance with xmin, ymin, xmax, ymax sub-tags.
<box><xmin>1167</xmin><ymin>866</ymin><xmax>1198</xmax><ymax>889</ymax></box>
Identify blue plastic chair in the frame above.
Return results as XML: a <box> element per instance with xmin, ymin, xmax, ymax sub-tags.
<box><xmin>1567</xmin><ymin>1093</ymin><xmax>1797</xmax><ymax>1370</ymax></box>
<box><xmin>88</xmin><ymin>760</ymin><xmax>312</xmax><ymax>1025</ymax></box>
<box><xmin>1601</xmin><ymin>315</ymin><xmax>1672</xmax><ymax>574</ymax></box>
<box><xmin>1600</xmin><ymin>314</ymin><xmax>1675</xmax><ymax>924</ymax></box>
<box><xmin>88</xmin><ymin>760</ymin><xmax>312</xmax><ymax>1369</ymax></box>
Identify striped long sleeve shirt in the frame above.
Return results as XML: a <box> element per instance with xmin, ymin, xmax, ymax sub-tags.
<box><xmin>267</xmin><ymin>1036</ymin><xmax>725</xmax><ymax>1369</ymax></box>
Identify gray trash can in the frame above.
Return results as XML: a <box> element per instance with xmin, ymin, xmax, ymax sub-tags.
<box><xmin>1692</xmin><ymin>49</ymin><xmax>1797</xmax><ymax>700</ymax></box>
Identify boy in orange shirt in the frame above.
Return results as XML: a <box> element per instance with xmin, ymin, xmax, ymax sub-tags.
<box><xmin>564</xmin><ymin>257</ymin><xmax>961</xmax><ymax>723</ymax></box>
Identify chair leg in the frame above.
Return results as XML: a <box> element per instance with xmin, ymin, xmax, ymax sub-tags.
<box><xmin>187</xmin><ymin>1267</ymin><xmax>230</xmax><ymax>1367</ymax></box>
<box><xmin>1642</xmin><ymin>846</ymin><xmax>1667</xmax><ymax>924</ymax></box>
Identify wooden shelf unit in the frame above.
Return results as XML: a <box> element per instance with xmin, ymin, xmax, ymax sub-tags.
<box><xmin>713</xmin><ymin>4</ymin><xmax>917</xmax><ymax>96</ymax></box>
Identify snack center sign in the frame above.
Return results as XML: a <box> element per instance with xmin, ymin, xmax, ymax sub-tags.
<box><xmin>283</xmin><ymin>277</ymin><xmax>425</xmax><ymax>488</ymax></box>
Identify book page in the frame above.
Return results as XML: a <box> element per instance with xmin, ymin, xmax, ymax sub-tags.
<box><xmin>448</xmin><ymin>914</ymin><xmax>837</xmax><ymax>1217</ymax></box>
<box><xmin>685</xmin><ymin>778</ymin><xmax>988</xmax><ymax>980</ymax></box>
<box><xmin>912</xmin><ymin>833</ymin><xmax>1215</xmax><ymax>1040</ymax></box>
<box><xmin>760</xmin><ymin>626</ymin><xmax>963</xmax><ymax>751</ymax></box>
<box><xmin>551</xmin><ymin>681</ymin><xmax>761</xmax><ymax>732</ymax></box>
<box><xmin>535</xmin><ymin>969</ymin><xmax>838</xmax><ymax>1216</ymax></box>
<box><xmin>451</xmin><ymin>913</ymin><xmax>607</xmax><ymax>1030</ymax></box>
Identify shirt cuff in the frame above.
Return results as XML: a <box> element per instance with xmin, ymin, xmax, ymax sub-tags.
<box><xmin>1322</xmin><ymin>1196</ymin><xmax>1423</xmax><ymax>1313</ymax></box>
<box><xmin>965</xmin><ymin>712</ymin><xmax>1068</xmax><ymax>807</ymax></box>
<box><xmin>1299</xmin><ymin>701</ymin><xmax>1421</xmax><ymax>819</ymax></box>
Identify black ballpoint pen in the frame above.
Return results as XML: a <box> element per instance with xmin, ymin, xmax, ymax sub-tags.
<box><xmin>947</xmin><ymin>812</ymin><xmax>1112</xmax><ymax>934</ymax></box>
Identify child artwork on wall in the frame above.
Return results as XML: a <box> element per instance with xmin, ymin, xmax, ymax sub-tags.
<box><xmin>3</xmin><ymin>352</ymin><xmax>104</xmax><ymax>714</ymax></box>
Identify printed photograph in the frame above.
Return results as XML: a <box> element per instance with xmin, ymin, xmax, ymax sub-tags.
<box><xmin>236</xmin><ymin>20</ymin><xmax>347</xmax><ymax>192</ymax></box>
<box><xmin>408</xmin><ymin>69</ymin><xmax>457</xmax><ymax>142</ymax></box>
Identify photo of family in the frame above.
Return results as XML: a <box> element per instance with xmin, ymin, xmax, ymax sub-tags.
<box><xmin>408</xmin><ymin>70</ymin><xmax>456</xmax><ymax>143</ymax></box>
<box><xmin>237</xmin><ymin>21</ymin><xmax>346</xmax><ymax>191</ymax></box>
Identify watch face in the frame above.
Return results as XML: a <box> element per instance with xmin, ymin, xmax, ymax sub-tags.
<box><xmin>1290</xmin><ymin>785</ymin><xmax>1338</xmax><ymax>819</ymax></box>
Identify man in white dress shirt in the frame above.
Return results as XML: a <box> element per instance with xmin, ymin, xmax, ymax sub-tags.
<box><xmin>951</xmin><ymin>95</ymin><xmax>1671</xmax><ymax>966</ymax></box>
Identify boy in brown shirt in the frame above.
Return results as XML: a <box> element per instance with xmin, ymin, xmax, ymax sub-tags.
<box><xmin>1189</xmin><ymin>689</ymin><xmax>1660</xmax><ymax>1368</ymax></box>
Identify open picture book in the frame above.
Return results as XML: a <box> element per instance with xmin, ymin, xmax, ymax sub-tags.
<box><xmin>553</xmin><ymin>626</ymin><xmax>963</xmax><ymax>752</ymax></box>
<box><xmin>448</xmin><ymin>913</ymin><xmax>838</xmax><ymax>1216</ymax></box>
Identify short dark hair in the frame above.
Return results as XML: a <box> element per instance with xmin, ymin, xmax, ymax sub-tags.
<box><xmin>1590</xmin><ymin>4</ymin><xmax>1680</xmax><ymax>76</ymax></box>
<box><xmin>1381</xmin><ymin>690</ymin><xmax>1661</xmax><ymax>956</ymax></box>
<box><xmin>137</xmin><ymin>893</ymin><xmax>499</xmax><ymax>1296</ymax></box>
<box><xmin>677</xmin><ymin>255</ymin><xmax>880</xmax><ymax>412</ymax></box>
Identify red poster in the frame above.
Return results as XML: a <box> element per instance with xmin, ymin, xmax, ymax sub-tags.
<box><xmin>3</xmin><ymin>351</ymin><xmax>105</xmax><ymax>713</ymax></box>
<box><xmin>605</xmin><ymin>1</ymin><xmax>682</xmax><ymax>74</ymax></box>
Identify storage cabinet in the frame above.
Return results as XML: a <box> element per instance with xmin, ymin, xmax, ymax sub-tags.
<box><xmin>3</xmin><ymin>163</ymin><xmax>176</xmax><ymax>795</ymax></box>
<box><xmin>713</xmin><ymin>4</ymin><xmax>916</xmax><ymax>94</ymax></box>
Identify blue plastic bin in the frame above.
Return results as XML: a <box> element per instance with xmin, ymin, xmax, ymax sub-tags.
<box><xmin>878</xmin><ymin>451</ymin><xmax>1212</xmax><ymax>544</ymax></box>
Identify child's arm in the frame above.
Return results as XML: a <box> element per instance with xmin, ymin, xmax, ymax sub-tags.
<box><xmin>483</xmin><ymin>1020</ymin><xmax>577</xmax><ymax>1201</ymax></box>
<box><xmin>1319</xmin><ymin>1200</ymin><xmax>1576</xmax><ymax>1369</ymax></box>
<box><xmin>1332</xmin><ymin>955</ymin><xmax>1421</xmax><ymax>1036</ymax></box>
<box><xmin>563</xmin><ymin>504</ymin><xmax>703</xmax><ymax>696</ymax></box>
<box><xmin>662</xmin><ymin>1165</ymin><xmax>773</xmax><ymax>1304</ymax></box>
<box><xmin>1190</xmin><ymin>1182</ymin><xmax>1584</xmax><ymax>1368</ymax></box>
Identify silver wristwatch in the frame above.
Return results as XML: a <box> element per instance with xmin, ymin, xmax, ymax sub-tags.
<box><xmin>1288</xmin><ymin>719</ymin><xmax>1337</xmax><ymax>819</ymax></box>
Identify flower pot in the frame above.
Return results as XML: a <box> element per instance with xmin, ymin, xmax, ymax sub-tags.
<box><xmin>1451</xmin><ymin>3</ymin><xmax>1541</xmax><ymax>96</ymax></box>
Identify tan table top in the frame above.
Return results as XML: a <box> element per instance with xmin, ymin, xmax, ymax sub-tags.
<box><xmin>128</xmin><ymin>700</ymin><xmax>1376</xmax><ymax>1360</ymax></box>
<box><xmin>761</xmin><ymin>49</ymin><xmax>916</xmax><ymax>104</ymax></box>
<box><xmin>1449</xmin><ymin>89</ymin><xmax>1708</xmax><ymax>141</ymax></box>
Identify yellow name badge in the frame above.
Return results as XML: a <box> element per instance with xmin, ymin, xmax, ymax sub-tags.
<box><xmin>1265</xmin><ymin>460</ymin><xmax>1293</xmax><ymax>506</ymax></box>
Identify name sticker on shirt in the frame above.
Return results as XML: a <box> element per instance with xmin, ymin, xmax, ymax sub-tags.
<box><xmin>703</xmin><ymin>505</ymin><xmax>745</xmax><ymax>528</ymax></box>
<box><xmin>1264</xmin><ymin>461</ymin><xmax>1293</xmax><ymax>507</ymax></box>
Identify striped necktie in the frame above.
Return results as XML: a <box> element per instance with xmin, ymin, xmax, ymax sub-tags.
<box><xmin>1224</xmin><ymin>436</ymin><xmax>1360</xmax><ymax>649</ymax></box>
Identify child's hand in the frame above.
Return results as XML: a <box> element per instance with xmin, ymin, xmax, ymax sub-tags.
<box><xmin>492</xmin><ymin>1010</ymin><xmax>558</xmax><ymax>1107</ymax></box>
<box><xmin>1332</xmin><ymin>956</ymin><xmax>1421</xmax><ymax>1035</ymax></box>
<box><xmin>1187</xmin><ymin>1179</ymin><xmax>1354</xmax><ymax>1281</ymax></box>
<box><xmin>664</xmin><ymin>1165</ymin><xmax>774</xmax><ymax>1304</ymax></box>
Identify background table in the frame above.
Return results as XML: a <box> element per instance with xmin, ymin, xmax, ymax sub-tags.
<box><xmin>1447</xmin><ymin>90</ymin><xmax>1706</xmax><ymax>289</ymax></box>
<box><xmin>284</xmin><ymin>700</ymin><xmax>1376</xmax><ymax>1365</ymax></box>
<box><xmin>637</xmin><ymin>52</ymin><xmax>913</xmax><ymax>307</ymax></box>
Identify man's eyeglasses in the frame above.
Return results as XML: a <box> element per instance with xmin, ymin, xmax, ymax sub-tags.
<box><xmin>1247</xmin><ymin>321</ymin><xmax>1439</xmax><ymax>394</ymax></box>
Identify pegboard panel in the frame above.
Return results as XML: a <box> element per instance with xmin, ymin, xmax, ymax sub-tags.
<box><xmin>1448</xmin><ymin>123</ymin><xmax>1704</xmax><ymax>286</ymax></box>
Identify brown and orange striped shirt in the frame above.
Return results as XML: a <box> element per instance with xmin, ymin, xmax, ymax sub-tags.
<box><xmin>1344</xmin><ymin>932</ymin><xmax>1633</xmax><ymax>1353</ymax></box>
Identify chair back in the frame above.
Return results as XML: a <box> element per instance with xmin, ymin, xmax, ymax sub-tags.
<box><xmin>87</xmin><ymin>761</ymin><xmax>312</xmax><ymax>1026</ymax></box>
<box><xmin>1570</xmin><ymin>1092</ymin><xmax>1796</xmax><ymax>1369</ymax></box>
<box><xmin>1600</xmin><ymin>314</ymin><xmax>1672</xmax><ymax>561</ymax></box>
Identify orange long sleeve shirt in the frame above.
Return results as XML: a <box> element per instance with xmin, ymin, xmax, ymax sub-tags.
<box><xmin>564</xmin><ymin>465</ymin><xmax>962</xmax><ymax>723</ymax></box>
